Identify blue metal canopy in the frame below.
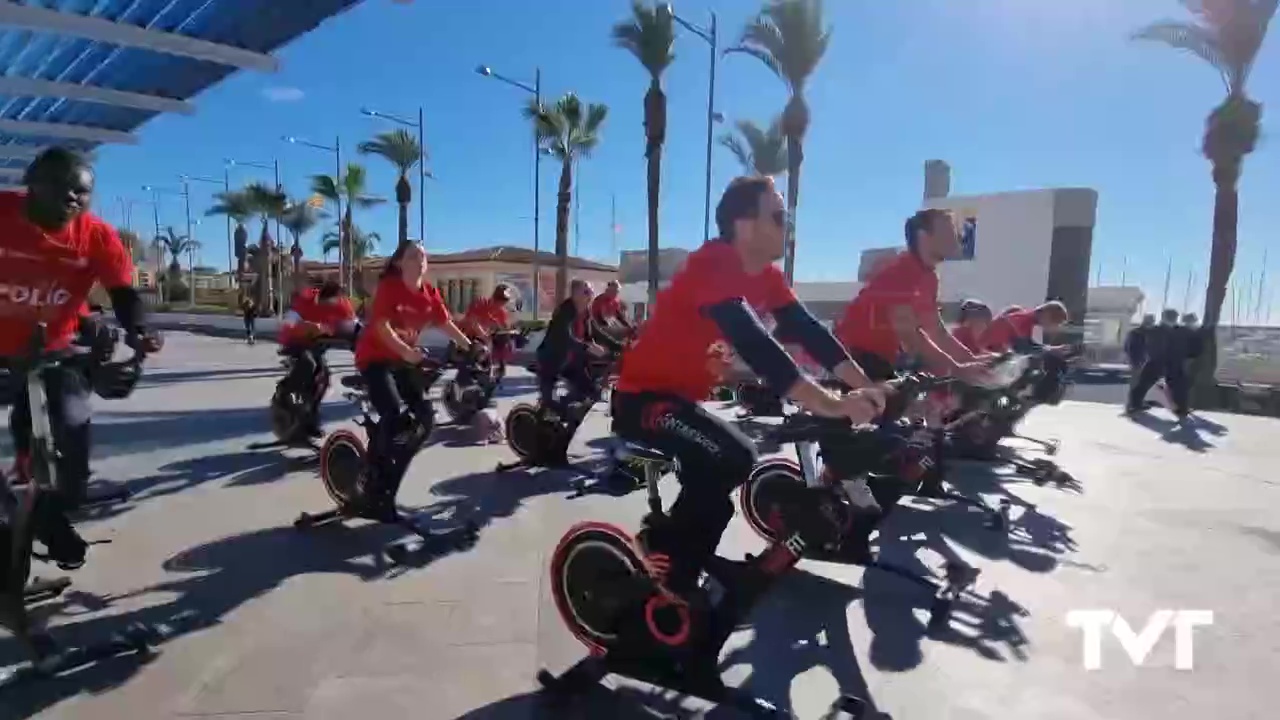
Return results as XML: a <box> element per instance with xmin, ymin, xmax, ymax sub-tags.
<box><xmin>0</xmin><ymin>0</ymin><xmax>364</xmax><ymax>179</ymax></box>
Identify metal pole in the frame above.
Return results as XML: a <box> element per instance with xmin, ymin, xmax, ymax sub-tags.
<box><xmin>152</xmin><ymin>191</ymin><xmax>163</xmax><ymax>303</ymax></box>
<box><xmin>274</xmin><ymin>160</ymin><xmax>283</xmax><ymax>314</ymax></box>
<box><xmin>337</xmin><ymin>136</ymin><xmax>348</xmax><ymax>293</ymax></box>
<box><xmin>223</xmin><ymin>169</ymin><xmax>232</xmax><ymax>278</ymax></box>
<box><xmin>702</xmin><ymin>12</ymin><xmax>717</xmax><ymax>245</ymax></box>
<box><xmin>418</xmin><ymin>106</ymin><xmax>426</xmax><ymax>243</ymax></box>
<box><xmin>183</xmin><ymin>181</ymin><xmax>194</xmax><ymax>308</ymax></box>
<box><xmin>532</xmin><ymin>68</ymin><xmax>542</xmax><ymax>319</ymax></box>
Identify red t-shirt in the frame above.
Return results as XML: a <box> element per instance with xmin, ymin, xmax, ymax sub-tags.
<box><xmin>458</xmin><ymin>297</ymin><xmax>510</xmax><ymax>338</ymax></box>
<box><xmin>353</xmin><ymin>275</ymin><xmax>450</xmax><ymax>369</ymax></box>
<box><xmin>952</xmin><ymin>324</ymin><xmax>985</xmax><ymax>354</ymax></box>
<box><xmin>617</xmin><ymin>241</ymin><xmax>796</xmax><ymax>402</ymax></box>
<box><xmin>834</xmin><ymin>250</ymin><xmax>939</xmax><ymax>363</ymax></box>
<box><xmin>281</xmin><ymin>288</ymin><xmax>356</xmax><ymax>346</ymax></box>
<box><xmin>0</xmin><ymin>192</ymin><xmax>134</xmax><ymax>357</ymax></box>
<box><xmin>591</xmin><ymin>293</ymin><xmax>624</xmax><ymax>323</ymax></box>
<box><xmin>982</xmin><ymin>308</ymin><xmax>1037</xmax><ymax>352</ymax></box>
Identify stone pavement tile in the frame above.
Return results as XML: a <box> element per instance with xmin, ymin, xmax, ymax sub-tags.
<box><xmin>304</xmin><ymin>643</ymin><xmax>538</xmax><ymax>719</ymax></box>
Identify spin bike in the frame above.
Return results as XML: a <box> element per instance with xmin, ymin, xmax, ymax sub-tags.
<box><xmin>441</xmin><ymin>328</ymin><xmax>529</xmax><ymax>425</ymax></box>
<box><xmin>0</xmin><ymin>323</ymin><xmax>172</xmax><ymax>688</ymax></box>
<box><xmin>250</xmin><ymin>336</ymin><xmax>352</xmax><ymax>452</ymax></box>
<box><xmin>498</xmin><ymin>353</ymin><xmax>615</xmax><ymax>473</ymax></box>
<box><xmin>295</xmin><ymin>353</ymin><xmax>479</xmax><ymax>564</ymax></box>
<box><xmin>538</xmin><ymin>440</ymin><xmax>872</xmax><ymax>718</ymax></box>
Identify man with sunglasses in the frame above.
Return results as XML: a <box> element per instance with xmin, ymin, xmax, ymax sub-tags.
<box><xmin>613</xmin><ymin>175</ymin><xmax>886</xmax><ymax>604</ymax></box>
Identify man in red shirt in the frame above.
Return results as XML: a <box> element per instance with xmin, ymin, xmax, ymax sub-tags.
<box><xmin>614</xmin><ymin>176</ymin><xmax>885</xmax><ymax>604</ymax></box>
<box><xmin>355</xmin><ymin>241</ymin><xmax>473</xmax><ymax>461</ymax></box>
<box><xmin>981</xmin><ymin>301</ymin><xmax>1069</xmax><ymax>353</ymax></box>
<box><xmin>952</xmin><ymin>299</ymin><xmax>993</xmax><ymax>355</ymax></box>
<box><xmin>279</xmin><ymin>279</ymin><xmax>357</xmax><ymax>437</ymax></box>
<box><xmin>590</xmin><ymin>279</ymin><xmax>633</xmax><ymax>340</ymax></box>
<box><xmin>0</xmin><ymin>147</ymin><xmax>160</xmax><ymax>570</ymax></box>
<box><xmin>834</xmin><ymin>209</ymin><xmax>990</xmax><ymax>383</ymax></box>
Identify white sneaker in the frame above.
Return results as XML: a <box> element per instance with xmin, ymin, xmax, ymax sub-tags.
<box><xmin>840</xmin><ymin>477</ymin><xmax>882</xmax><ymax>513</ymax></box>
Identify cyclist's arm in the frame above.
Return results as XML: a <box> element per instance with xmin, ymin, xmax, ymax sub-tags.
<box><xmin>89</xmin><ymin>224</ymin><xmax>149</xmax><ymax>338</ymax></box>
<box><xmin>890</xmin><ymin>304</ymin><xmax>962</xmax><ymax>374</ymax></box>
<box><xmin>925</xmin><ymin>310</ymin><xmax>979</xmax><ymax>363</ymax></box>
<box><xmin>105</xmin><ymin>286</ymin><xmax>147</xmax><ymax>337</ymax></box>
<box><xmin>771</xmin><ymin>302</ymin><xmax>871</xmax><ymax>389</ymax></box>
<box><xmin>705</xmin><ymin>298</ymin><xmax>843</xmax><ymax>416</ymax></box>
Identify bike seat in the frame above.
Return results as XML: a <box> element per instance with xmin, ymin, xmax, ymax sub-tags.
<box><xmin>615</xmin><ymin>441</ymin><xmax>674</xmax><ymax>466</ymax></box>
<box><xmin>340</xmin><ymin>375</ymin><xmax>366</xmax><ymax>390</ymax></box>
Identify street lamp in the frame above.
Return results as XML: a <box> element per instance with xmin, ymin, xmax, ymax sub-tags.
<box><xmin>142</xmin><ymin>184</ymin><xmax>192</xmax><ymax>306</ymax></box>
<box><xmin>180</xmin><ymin>173</ymin><xmax>230</xmax><ymax>280</ymax></box>
<box><xmin>658</xmin><ymin>2</ymin><xmax>718</xmax><ymax>244</ymax></box>
<box><xmin>282</xmin><ymin>136</ymin><xmax>345</xmax><ymax>289</ymax></box>
<box><xmin>361</xmin><ymin>106</ymin><xmax>431</xmax><ymax>244</ymax></box>
<box><xmin>477</xmin><ymin>63</ymin><xmax>544</xmax><ymax>318</ymax></box>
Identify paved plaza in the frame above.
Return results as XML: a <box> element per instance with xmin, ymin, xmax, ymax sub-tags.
<box><xmin>1</xmin><ymin>333</ymin><xmax>1277</xmax><ymax>719</ymax></box>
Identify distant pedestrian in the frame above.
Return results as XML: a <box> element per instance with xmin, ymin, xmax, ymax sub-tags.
<box><xmin>1125</xmin><ymin>314</ymin><xmax>1156</xmax><ymax>371</ymax></box>
<box><xmin>1127</xmin><ymin>309</ymin><xmax>1191</xmax><ymax>421</ymax></box>
<box><xmin>241</xmin><ymin>296</ymin><xmax>257</xmax><ymax>345</ymax></box>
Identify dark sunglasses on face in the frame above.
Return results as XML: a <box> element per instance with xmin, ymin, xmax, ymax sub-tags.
<box><xmin>771</xmin><ymin>209</ymin><xmax>787</xmax><ymax>228</ymax></box>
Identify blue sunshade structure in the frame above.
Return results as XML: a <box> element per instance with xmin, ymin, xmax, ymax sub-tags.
<box><xmin>0</xmin><ymin>0</ymin><xmax>364</xmax><ymax>183</ymax></box>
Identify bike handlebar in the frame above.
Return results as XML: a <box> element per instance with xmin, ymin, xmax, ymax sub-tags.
<box><xmin>765</xmin><ymin>371</ymin><xmax>954</xmax><ymax>444</ymax></box>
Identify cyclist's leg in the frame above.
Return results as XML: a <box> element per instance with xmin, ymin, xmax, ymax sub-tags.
<box><xmin>391</xmin><ymin>365</ymin><xmax>433</xmax><ymax>430</ymax></box>
<box><xmin>612</xmin><ymin>391</ymin><xmax>757</xmax><ymax>596</ymax></box>
<box><xmin>310</xmin><ymin>348</ymin><xmax>331</xmax><ymax>429</ymax></box>
<box><xmin>32</xmin><ymin>365</ymin><xmax>92</xmax><ymax>568</ymax></box>
<box><xmin>360</xmin><ymin>363</ymin><xmax>402</xmax><ymax>455</ymax></box>
<box><xmin>8</xmin><ymin>371</ymin><xmax>32</xmax><ymax>480</ymax></box>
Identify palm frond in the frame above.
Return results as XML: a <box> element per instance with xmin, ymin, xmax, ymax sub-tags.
<box><xmin>727</xmin><ymin>0</ymin><xmax>832</xmax><ymax>91</ymax></box>
<box><xmin>205</xmin><ymin>189</ymin><xmax>254</xmax><ymax>222</ymax></box>
<box><xmin>357</xmin><ymin>129</ymin><xmax>423</xmax><ymax>173</ymax></box>
<box><xmin>612</xmin><ymin>1</ymin><xmax>676</xmax><ymax>75</ymax></box>
<box><xmin>1134</xmin><ymin>21</ymin><xmax>1233</xmax><ymax>90</ymax></box>
<box><xmin>718</xmin><ymin>133</ymin><xmax>752</xmax><ymax>172</ymax></box>
<box><xmin>244</xmin><ymin>181</ymin><xmax>288</xmax><ymax>219</ymax></box>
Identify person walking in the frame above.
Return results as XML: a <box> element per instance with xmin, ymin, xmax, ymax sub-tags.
<box><xmin>241</xmin><ymin>295</ymin><xmax>257</xmax><ymax>345</ymax></box>
<box><xmin>1127</xmin><ymin>309</ymin><xmax>1191</xmax><ymax>421</ymax></box>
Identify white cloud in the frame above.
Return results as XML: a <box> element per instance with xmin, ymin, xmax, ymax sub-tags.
<box><xmin>262</xmin><ymin>86</ymin><xmax>305</xmax><ymax>102</ymax></box>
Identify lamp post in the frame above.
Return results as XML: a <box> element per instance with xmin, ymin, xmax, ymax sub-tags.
<box><xmin>142</xmin><ymin>184</ymin><xmax>193</xmax><ymax>306</ymax></box>
<box><xmin>360</xmin><ymin>106</ymin><xmax>432</xmax><ymax>244</ymax></box>
<box><xmin>477</xmin><ymin>63</ymin><xmax>543</xmax><ymax>318</ymax></box>
<box><xmin>227</xmin><ymin>158</ymin><xmax>285</xmax><ymax>312</ymax></box>
<box><xmin>180</xmin><ymin>173</ymin><xmax>227</xmax><ymax>289</ymax></box>
<box><xmin>282</xmin><ymin>136</ymin><xmax>345</xmax><ymax>289</ymax></box>
<box><xmin>658</xmin><ymin>3</ymin><xmax>717</xmax><ymax>244</ymax></box>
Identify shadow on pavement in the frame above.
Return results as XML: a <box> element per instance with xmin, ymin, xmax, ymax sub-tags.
<box><xmin>0</xmin><ymin>522</ymin><xmax>396</xmax><ymax>718</ymax></box>
<box><xmin>490</xmin><ymin>375</ymin><xmax>539</xmax><ymax>399</ymax></box>
<box><xmin>450</xmin><ymin>685</ymin><xmax>690</xmax><ymax>719</ymax></box>
<box><xmin>140</xmin><ymin>366</ymin><xmax>285</xmax><ymax>386</ymax></box>
<box><xmin>91</xmin><ymin>404</ymin><xmax>360</xmax><ymax>456</ymax></box>
<box><xmin>1126</xmin><ymin>411</ymin><xmax>1215</xmax><ymax>452</ymax></box>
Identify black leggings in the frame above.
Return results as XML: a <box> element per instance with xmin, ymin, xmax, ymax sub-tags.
<box><xmin>283</xmin><ymin>346</ymin><xmax>329</xmax><ymax>423</ymax></box>
<box><xmin>360</xmin><ymin>362</ymin><xmax>433</xmax><ymax>456</ymax></box>
<box><xmin>1129</xmin><ymin>360</ymin><xmax>1189</xmax><ymax>416</ymax></box>
<box><xmin>612</xmin><ymin>391</ymin><xmax>758</xmax><ymax>590</ymax></box>
<box><xmin>537</xmin><ymin>359</ymin><xmax>597</xmax><ymax>411</ymax></box>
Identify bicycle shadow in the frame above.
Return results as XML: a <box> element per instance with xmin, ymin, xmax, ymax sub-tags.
<box><xmin>1126</xmin><ymin>411</ymin><xmax>1214</xmax><ymax>453</ymax></box>
<box><xmin>721</xmin><ymin>568</ymin><xmax>888</xmax><ymax>717</ymax></box>
<box><xmin>0</xmin><ymin>521</ymin><xmax>398</xmax><ymax>718</ymax></box>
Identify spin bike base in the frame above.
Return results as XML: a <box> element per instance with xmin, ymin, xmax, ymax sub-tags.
<box><xmin>294</xmin><ymin>505</ymin><xmax>479</xmax><ymax>565</ymax></box>
<box><xmin>23</xmin><ymin>576</ymin><xmax>71</xmax><ymax>605</ymax></box>
<box><xmin>247</xmin><ymin>436</ymin><xmax>321</xmax><ymax>452</ymax></box>
<box><xmin>536</xmin><ymin>654</ymin><xmax>871</xmax><ymax>719</ymax></box>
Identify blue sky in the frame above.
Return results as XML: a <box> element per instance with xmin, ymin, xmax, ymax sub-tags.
<box><xmin>91</xmin><ymin>0</ymin><xmax>1279</xmax><ymax>322</ymax></box>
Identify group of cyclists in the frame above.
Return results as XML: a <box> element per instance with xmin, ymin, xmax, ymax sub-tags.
<box><xmin>2</xmin><ymin>148</ymin><xmax>1074</xmax><ymax>695</ymax></box>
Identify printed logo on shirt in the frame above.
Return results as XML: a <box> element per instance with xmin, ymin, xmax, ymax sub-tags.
<box><xmin>0</xmin><ymin>283</ymin><xmax>72</xmax><ymax>308</ymax></box>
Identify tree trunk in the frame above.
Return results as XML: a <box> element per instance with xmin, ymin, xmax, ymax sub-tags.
<box><xmin>341</xmin><ymin>206</ymin><xmax>353</xmax><ymax>292</ymax></box>
<box><xmin>555</xmin><ymin>158</ymin><xmax>574</xmax><ymax>303</ymax></box>
<box><xmin>257</xmin><ymin>223</ymin><xmax>274</xmax><ymax>313</ymax></box>
<box><xmin>396</xmin><ymin>173</ymin><xmax>412</xmax><ymax>249</ymax></box>
<box><xmin>1193</xmin><ymin>159</ymin><xmax>1241</xmax><ymax>405</ymax></box>
<box><xmin>645</xmin><ymin>81</ymin><xmax>666</xmax><ymax>310</ymax></box>
<box><xmin>783</xmin><ymin>132</ymin><xmax>802</xmax><ymax>286</ymax></box>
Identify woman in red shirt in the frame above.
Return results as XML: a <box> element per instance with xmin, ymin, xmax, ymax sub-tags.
<box><xmin>354</xmin><ymin>241</ymin><xmax>473</xmax><ymax>450</ymax></box>
<box><xmin>952</xmin><ymin>299</ymin><xmax>993</xmax><ymax>355</ymax></box>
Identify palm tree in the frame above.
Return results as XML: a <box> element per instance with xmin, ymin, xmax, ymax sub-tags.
<box><xmin>719</xmin><ymin>116</ymin><xmax>789</xmax><ymax>176</ymax></box>
<box><xmin>321</xmin><ymin>224</ymin><xmax>381</xmax><ymax>296</ymax></box>
<box><xmin>524</xmin><ymin>93</ymin><xmax>609</xmax><ymax>302</ymax></box>
<box><xmin>154</xmin><ymin>226</ymin><xmax>200</xmax><ymax>277</ymax></box>
<box><xmin>280</xmin><ymin>200</ymin><xmax>328</xmax><ymax>296</ymax></box>
<box><xmin>244</xmin><ymin>182</ymin><xmax>287</xmax><ymax>312</ymax></box>
<box><xmin>1134</xmin><ymin>0</ymin><xmax>1277</xmax><ymax>397</ymax></box>
<box><xmin>311</xmin><ymin>163</ymin><xmax>385</xmax><ymax>292</ymax></box>
<box><xmin>613</xmin><ymin>1</ymin><xmax>675</xmax><ymax>309</ymax></box>
<box><xmin>358</xmin><ymin>129</ymin><xmax>423</xmax><ymax>250</ymax></box>
<box><xmin>205</xmin><ymin>189</ymin><xmax>255</xmax><ymax>284</ymax></box>
<box><xmin>727</xmin><ymin>0</ymin><xmax>832</xmax><ymax>285</ymax></box>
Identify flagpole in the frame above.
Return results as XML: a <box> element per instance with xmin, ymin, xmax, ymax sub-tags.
<box><xmin>1254</xmin><ymin>248</ymin><xmax>1268</xmax><ymax>323</ymax></box>
<box><xmin>1120</xmin><ymin>256</ymin><xmax>1128</xmax><ymax>286</ymax></box>
<box><xmin>1183</xmin><ymin>269</ymin><xmax>1193</xmax><ymax>312</ymax></box>
<box><xmin>1161</xmin><ymin>256</ymin><xmax>1172</xmax><ymax>310</ymax></box>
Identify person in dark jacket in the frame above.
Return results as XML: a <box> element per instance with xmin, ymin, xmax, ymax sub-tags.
<box><xmin>1125</xmin><ymin>314</ymin><xmax>1155</xmax><ymax>370</ymax></box>
<box><xmin>1127</xmin><ymin>309</ymin><xmax>1191</xmax><ymax>420</ymax></box>
<box><xmin>535</xmin><ymin>278</ymin><xmax>607</xmax><ymax>412</ymax></box>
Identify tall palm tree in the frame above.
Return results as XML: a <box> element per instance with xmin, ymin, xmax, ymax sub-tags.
<box><xmin>1135</xmin><ymin>0</ymin><xmax>1277</xmax><ymax>396</ymax></box>
<box><xmin>244</xmin><ymin>182</ymin><xmax>287</xmax><ymax>312</ymax></box>
<box><xmin>613</xmin><ymin>1</ymin><xmax>675</xmax><ymax>309</ymax></box>
<box><xmin>311</xmin><ymin>163</ymin><xmax>385</xmax><ymax>291</ymax></box>
<box><xmin>154</xmin><ymin>226</ymin><xmax>199</xmax><ymax>277</ymax></box>
<box><xmin>524</xmin><ymin>93</ymin><xmax>609</xmax><ymax>302</ymax></box>
<box><xmin>358</xmin><ymin>129</ymin><xmax>423</xmax><ymax>250</ymax></box>
<box><xmin>719</xmin><ymin>116</ymin><xmax>789</xmax><ymax>176</ymax></box>
<box><xmin>280</xmin><ymin>200</ymin><xmax>328</xmax><ymax>296</ymax></box>
<box><xmin>205</xmin><ymin>188</ymin><xmax>255</xmax><ymax>284</ymax></box>
<box><xmin>321</xmin><ymin>224</ymin><xmax>381</xmax><ymax>296</ymax></box>
<box><xmin>727</xmin><ymin>0</ymin><xmax>832</xmax><ymax>285</ymax></box>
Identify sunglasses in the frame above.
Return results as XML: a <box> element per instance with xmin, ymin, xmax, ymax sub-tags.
<box><xmin>770</xmin><ymin>209</ymin><xmax>788</xmax><ymax>228</ymax></box>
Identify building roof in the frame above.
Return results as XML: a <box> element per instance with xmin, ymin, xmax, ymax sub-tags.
<box><xmin>296</xmin><ymin>246</ymin><xmax>617</xmax><ymax>274</ymax></box>
<box><xmin>0</xmin><ymin>0</ymin><xmax>364</xmax><ymax>183</ymax></box>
